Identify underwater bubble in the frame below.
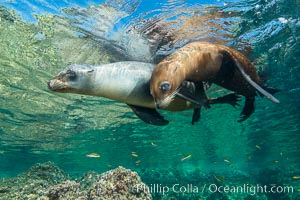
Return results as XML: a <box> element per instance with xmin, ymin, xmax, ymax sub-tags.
<box><xmin>34</xmin><ymin>33</ymin><xmax>45</xmax><ymax>39</ymax></box>
<box><xmin>278</xmin><ymin>17</ymin><xmax>288</xmax><ymax>24</ymax></box>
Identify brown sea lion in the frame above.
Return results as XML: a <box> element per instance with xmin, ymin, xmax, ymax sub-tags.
<box><xmin>150</xmin><ymin>41</ymin><xmax>280</xmax><ymax>122</ymax></box>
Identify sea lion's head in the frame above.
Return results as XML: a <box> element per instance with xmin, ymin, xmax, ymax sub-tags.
<box><xmin>48</xmin><ymin>64</ymin><xmax>94</xmax><ymax>95</ymax></box>
<box><xmin>150</xmin><ymin>61</ymin><xmax>182</xmax><ymax>109</ymax></box>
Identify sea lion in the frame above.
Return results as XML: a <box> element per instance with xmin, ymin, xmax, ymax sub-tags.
<box><xmin>48</xmin><ymin>61</ymin><xmax>240</xmax><ymax>125</ymax></box>
<box><xmin>150</xmin><ymin>42</ymin><xmax>280</xmax><ymax>122</ymax></box>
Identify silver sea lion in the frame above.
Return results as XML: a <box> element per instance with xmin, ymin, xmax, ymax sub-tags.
<box><xmin>48</xmin><ymin>61</ymin><xmax>240</xmax><ymax>125</ymax></box>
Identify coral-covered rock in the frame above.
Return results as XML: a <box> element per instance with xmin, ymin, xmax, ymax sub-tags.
<box><xmin>47</xmin><ymin>180</ymin><xmax>87</xmax><ymax>200</ymax></box>
<box><xmin>0</xmin><ymin>163</ymin><xmax>152</xmax><ymax>200</ymax></box>
<box><xmin>0</xmin><ymin>162</ymin><xmax>69</xmax><ymax>199</ymax></box>
<box><xmin>88</xmin><ymin>166</ymin><xmax>152</xmax><ymax>200</ymax></box>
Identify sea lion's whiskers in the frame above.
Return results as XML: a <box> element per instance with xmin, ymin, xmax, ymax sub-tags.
<box><xmin>50</xmin><ymin>80</ymin><xmax>67</xmax><ymax>90</ymax></box>
<box><xmin>161</xmin><ymin>87</ymin><xmax>181</xmax><ymax>107</ymax></box>
<box><xmin>56</xmin><ymin>81</ymin><xmax>66</xmax><ymax>89</ymax></box>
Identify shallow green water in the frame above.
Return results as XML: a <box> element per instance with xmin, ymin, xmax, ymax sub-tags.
<box><xmin>0</xmin><ymin>0</ymin><xmax>300</xmax><ymax>199</ymax></box>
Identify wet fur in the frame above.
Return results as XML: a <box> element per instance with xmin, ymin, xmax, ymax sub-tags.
<box><xmin>150</xmin><ymin>41</ymin><xmax>279</xmax><ymax>122</ymax></box>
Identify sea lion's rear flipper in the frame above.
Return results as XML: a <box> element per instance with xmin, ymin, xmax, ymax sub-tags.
<box><xmin>238</xmin><ymin>97</ymin><xmax>255</xmax><ymax>122</ymax></box>
<box><xmin>127</xmin><ymin>104</ymin><xmax>169</xmax><ymax>126</ymax></box>
<box><xmin>261</xmin><ymin>87</ymin><xmax>281</xmax><ymax>96</ymax></box>
<box><xmin>209</xmin><ymin>93</ymin><xmax>241</xmax><ymax>107</ymax></box>
<box><xmin>192</xmin><ymin>108</ymin><xmax>201</xmax><ymax>125</ymax></box>
<box><xmin>224</xmin><ymin>50</ymin><xmax>280</xmax><ymax>104</ymax></box>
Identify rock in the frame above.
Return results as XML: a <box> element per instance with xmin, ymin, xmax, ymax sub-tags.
<box><xmin>20</xmin><ymin>161</ymin><xmax>70</xmax><ymax>185</ymax></box>
<box><xmin>0</xmin><ymin>162</ymin><xmax>152</xmax><ymax>200</ymax></box>
<box><xmin>0</xmin><ymin>162</ymin><xmax>69</xmax><ymax>199</ymax></box>
<box><xmin>88</xmin><ymin>166</ymin><xmax>152</xmax><ymax>200</ymax></box>
<box><xmin>47</xmin><ymin>180</ymin><xmax>86</xmax><ymax>200</ymax></box>
<box><xmin>77</xmin><ymin>171</ymin><xmax>102</xmax><ymax>191</ymax></box>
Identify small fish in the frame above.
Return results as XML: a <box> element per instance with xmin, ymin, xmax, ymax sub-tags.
<box><xmin>181</xmin><ymin>154</ymin><xmax>192</xmax><ymax>161</ymax></box>
<box><xmin>292</xmin><ymin>175</ymin><xmax>300</xmax><ymax>179</ymax></box>
<box><xmin>135</xmin><ymin>160</ymin><xmax>141</xmax><ymax>164</ymax></box>
<box><xmin>255</xmin><ymin>145</ymin><xmax>261</xmax><ymax>149</ymax></box>
<box><xmin>131</xmin><ymin>152</ymin><xmax>138</xmax><ymax>157</ymax></box>
<box><xmin>151</xmin><ymin>141</ymin><xmax>157</xmax><ymax>146</ymax></box>
<box><xmin>227</xmin><ymin>164</ymin><xmax>234</xmax><ymax>168</ymax></box>
<box><xmin>274</xmin><ymin>160</ymin><xmax>279</xmax><ymax>163</ymax></box>
<box><xmin>213</xmin><ymin>174</ymin><xmax>225</xmax><ymax>182</ymax></box>
<box><xmin>224</xmin><ymin>159</ymin><xmax>230</xmax><ymax>163</ymax></box>
<box><xmin>86</xmin><ymin>153</ymin><xmax>100</xmax><ymax>158</ymax></box>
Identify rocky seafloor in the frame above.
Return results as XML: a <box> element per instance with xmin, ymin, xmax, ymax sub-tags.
<box><xmin>0</xmin><ymin>162</ymin><xmax>151</xmax><ymax>200</ymax></box>
<box><xmin>0</xmin><ymin>162</ymin><xmax>299</xmax><ymax>200</ymax></box>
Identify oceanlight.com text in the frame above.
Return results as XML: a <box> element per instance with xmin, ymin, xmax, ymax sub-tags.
<box><xmin>134</xmin><ymin>183</ymin><xmax>294</xmax><ymax>196</ymax></box>
<box><xmin>208</xmin><ymin>184</ymin><xmax>294</xmax><ymax>196</ymax></box>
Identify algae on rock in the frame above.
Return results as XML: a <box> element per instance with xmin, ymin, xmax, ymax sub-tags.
<box><xmin>0</xmin><ymin>162</ymin><xmax>152</xmax><ymax>200</ymax></box>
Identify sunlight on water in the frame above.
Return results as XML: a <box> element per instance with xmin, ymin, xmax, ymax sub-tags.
<box><xmin>0</xmin><ymin>0</ymin><xmax>300</xmax><ymax>199</ymax></box>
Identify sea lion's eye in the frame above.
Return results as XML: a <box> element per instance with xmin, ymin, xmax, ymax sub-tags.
<box><xmin>66</xmin><ymin>70</ymin><xmax>76</xmax><ymax>80</ymax></box>
<box><xmin>159</xmin><ymin>82</ymin><xmax>171</xmax><ymax>92</ymax></box>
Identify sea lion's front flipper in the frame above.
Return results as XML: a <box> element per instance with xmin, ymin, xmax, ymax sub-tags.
<box><xmin>175</xmin><ymin>87</ymin><xmax>202</xmax><ymax>125</ymax></box>
<box><xmin>209</xmin><ymin>93</ymin><xmax>241</xmax><ymax>107</ymax></box>
<box><xmin>177</xmin><ymin>81</ymin><xmax>210</xmax><ymax>108</ymax></box>
<box><xmin>127</xmin><ymin>104</ymin><xmax>169</xmax><ymax>126</ymax></box>
<box><xmin>176</xmin><ymin>92</ymin><xmax>202</xmax><ymax>106</ymax></box>
<box><xmin>238</xmin><ymin>97</ymin><xmax>255</xmax><ymax>122</ymax></box>
<box><xmin>225</xmin><ymin>51</ymin><xmax>280</xmax><ymax>104</ymax></box>
<box><xmin>194</xmin><ymin>82</ymin><xmax>210</xmax><ymax>109</ymax></box>
<box><xmin>177</xmin><ymin>81</ymin><xmax>201</xmax><ymax>106</ymax></box>
<box><xmin>192</xmin><ymin>108</ymin><xmax>201</xmax><ymax>125</ymax></box>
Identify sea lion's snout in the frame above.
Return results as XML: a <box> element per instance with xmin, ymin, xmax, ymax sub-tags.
<box><xmin>154</xmin><ymin>95</ymin><xmax>176</xmax><ymax>109</ymax></box>
<box><xmin>155</xmin><ymin>101</ymin><xmax>162</xmax><ymax>109</ymax></box>
<box><xmin>47</xmin><ymin>80</ymin><xmax>57</xmax><ymax>90</ymax></box>
<box><xmin>47</xmin><ymin>80</ymin><xmax>56</xmax><ymax>91</ymax></box>
<box><xmin>47</xmin><ymin>81</ymin><xmax>51</xmax><ymax>89</ymax></box>
<box><xmin>47</xmin><ymin>78</ymin><xmax>68</xmax><ymax>92</ymax></box>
